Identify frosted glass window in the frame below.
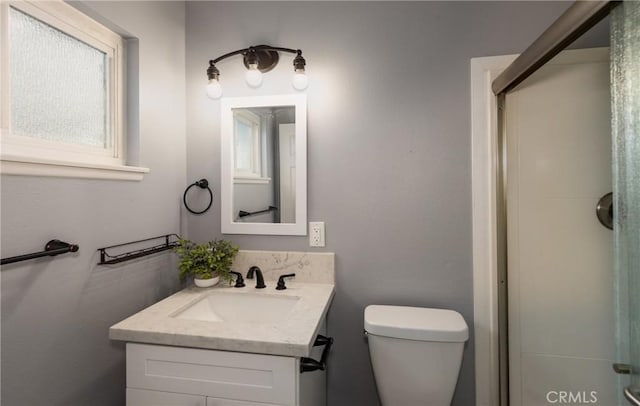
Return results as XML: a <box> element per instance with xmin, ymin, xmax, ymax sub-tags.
<box><xmin>9</xmin><ymin>6</ymin><xmax>109</xmax><ymax>148</ymax></box>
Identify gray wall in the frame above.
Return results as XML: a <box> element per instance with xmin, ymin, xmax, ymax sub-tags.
<box><xmin>184</xmin><ymin>2</ymin><xmax>608</xmax><ymax>405</ymax></box>
<box><xmin>1</xmin><ymin>2</ymin><xmax>186</xmax><ymax>405</ymax></box>
<box><xmin>0</xmin><ymin>1</ymin><xmax>610</xmax><ymax>405</ymax></box>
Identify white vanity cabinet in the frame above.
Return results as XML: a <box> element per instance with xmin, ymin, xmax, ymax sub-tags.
<box><xmin>126</xmin><ymin>343</ymin><xmax>326</xmax><ymax>406</ymax></box>
<box><xmin>109</xmin><ymin>258</ymin><xmax>335</xmax><ymax>406</ymax></box>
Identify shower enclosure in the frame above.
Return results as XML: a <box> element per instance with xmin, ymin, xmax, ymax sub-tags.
<box><xmin>472</xmin><ymin>1</ymin><xmax>640</xmax><ymax>405</ymax></box>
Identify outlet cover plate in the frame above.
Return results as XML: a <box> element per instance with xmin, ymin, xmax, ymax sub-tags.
<box><xmin>309</xmin><ymin>221</ymin><xmax>325</xmax><ymax>247</ymax></box>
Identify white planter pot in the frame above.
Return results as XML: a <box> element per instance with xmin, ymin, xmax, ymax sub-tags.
<box><xmin>194</xmin><ymin>275</ymin><xmax>220</xmax><ymax>288</ymax></box>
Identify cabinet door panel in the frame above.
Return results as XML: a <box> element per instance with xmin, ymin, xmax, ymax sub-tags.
<box><xmin>127</xmin><ymin>343</ymin><xmax>296</xmax><ymax>405</ymax></box>
<box><xmin>206</xmin><ymin>396</ymin><xmax>278</xmax><ymax>405</ymax></box>
<box><xmin>127</xmin><ymin>388</ymin><xmax>205</xmax><ymax>406</ymax></box>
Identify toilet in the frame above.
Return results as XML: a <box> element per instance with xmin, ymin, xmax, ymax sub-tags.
<box><xmin>364</xmin><ymin>305</ymin><xmax>468</xmax><ymax>406</ymax></box>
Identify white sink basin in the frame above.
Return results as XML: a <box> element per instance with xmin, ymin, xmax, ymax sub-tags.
<box><xmin>110</xmin><ymin>281</ymin><xmax>335</xmax><ymax>357</ymax></box>
<box><xmin>172</xmin><ymin>291</ymin><xmax>300</xmax><ymax>324</ymax></box>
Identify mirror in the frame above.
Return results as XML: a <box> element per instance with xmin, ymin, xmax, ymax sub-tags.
<box><xmin>221</xmin><ymin>94</ymin><xmax>307</xmax><ymax>235</ymax></box>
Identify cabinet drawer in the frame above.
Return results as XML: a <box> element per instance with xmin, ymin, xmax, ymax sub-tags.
<box><xmin>127</xmin><ymin>343</ymin><xmax>296</xmax><ymax>405</ymax></box>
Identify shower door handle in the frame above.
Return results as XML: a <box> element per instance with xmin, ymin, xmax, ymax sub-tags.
<box><xmin>614</xmin><ymin>363</ymin><xmax>632</xmax><ymax>374</ymax></box>
<box><xmin>596</xmin><ymin>192</ymin><xmax>613</xmax><ymax>230</ymax></box>
<box><xmin>625</xmin><ymin>385</ymin><xmax>640</xmax><ymax>406</ymax></box>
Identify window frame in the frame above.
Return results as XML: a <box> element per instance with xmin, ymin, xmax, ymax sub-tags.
<box><xmin>0</xmin><ymin>0</ymin><xmax>148</xmax><ymax>180</ymax></box>
<box><xmin>233</xmin><ymin>109</ymin><xmax>269</xmax><ymax>184</ymax></box>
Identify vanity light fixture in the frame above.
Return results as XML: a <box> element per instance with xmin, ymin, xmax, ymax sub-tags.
<box><xmin>206</xmin><ymin>45</ymin><xmax>308</xmax><ymax>99</ymax></box>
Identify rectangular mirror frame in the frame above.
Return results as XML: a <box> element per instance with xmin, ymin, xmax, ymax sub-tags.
<box><xmin>220</xmin><ymin>94</ymin><xmax>307</xmax><ymax>235</ymax></box>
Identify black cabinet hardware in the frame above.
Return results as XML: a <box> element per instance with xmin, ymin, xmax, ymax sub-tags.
<box><xmin>300</xmin><ymin>335</ymin><xmax>333</xmax><ymax>373</ymax></box>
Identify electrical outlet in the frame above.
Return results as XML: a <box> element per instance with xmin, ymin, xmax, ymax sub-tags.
<box><xmin>309</xmin><ymin>221</ymin><xmax>325</xmax><ymax>247</ymax></box>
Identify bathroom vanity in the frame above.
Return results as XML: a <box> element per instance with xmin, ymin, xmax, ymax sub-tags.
<box><xmin>110</xmin><ymin>250</ymin><xmax>335</xmax><ymax>406</ymax></box>
<box><xmin>125</xmin><ymin>337</ymin><xmax>327</xmax><ymax>406</ymax></box>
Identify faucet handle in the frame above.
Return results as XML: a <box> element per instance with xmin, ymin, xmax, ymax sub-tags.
<box><xmin>276</xmin><ymin>273</ymin><xmax>296</xmax><ymax>290</ymax></box>
<box><xmin>230</xmin><ymin>271</ymin><xmax>245</xmax><ymax>288</ymax></box>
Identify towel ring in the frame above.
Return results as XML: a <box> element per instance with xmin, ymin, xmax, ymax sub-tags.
<box><xmin>183</xmin><ymin>179</ymin><xmax>213</xmax><ymax>214</ymax></box>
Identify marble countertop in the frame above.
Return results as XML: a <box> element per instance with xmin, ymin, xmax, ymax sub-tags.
<box><xmin>109</xmin><ymin>281</ymin><xmax>335</xmax><ymax>358</ymax></box>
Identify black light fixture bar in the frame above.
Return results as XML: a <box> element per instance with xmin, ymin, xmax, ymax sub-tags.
<box><xmin>206</xmin><ymin>44</ymin><xmax>308</xmax><ymax>98</ymax></box>
<box><xmin>210</xmin><ymin>45</ymin><xmax>301</xmax><ymax>67</ymax></box>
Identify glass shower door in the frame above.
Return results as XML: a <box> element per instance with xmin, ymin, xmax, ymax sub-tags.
<box><xmin>611</xmin><ymin>1</ymin><xmax>640</xmax><ymax>404</ymax></box>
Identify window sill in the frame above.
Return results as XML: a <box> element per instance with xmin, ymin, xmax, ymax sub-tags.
<box><xmin>234</xmin><ymin>176</ymin><xmax>271</xmax><ymax>185</ymax></box>
<box><xmin>1</xmin><ymin>155</ymin><xmax>149</xmax><ymax>181</ymax></box>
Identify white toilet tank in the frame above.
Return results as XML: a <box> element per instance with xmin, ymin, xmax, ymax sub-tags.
<box><xmin>364</xmin><ymin>305</ymin><xmax>468</xmax><ymax>406</ymax></box>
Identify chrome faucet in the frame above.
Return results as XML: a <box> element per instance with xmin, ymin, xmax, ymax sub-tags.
<box><xmin>246</xmin><ymin>266</ymin><xmax>266</xmax><ymax>289</ymax></box>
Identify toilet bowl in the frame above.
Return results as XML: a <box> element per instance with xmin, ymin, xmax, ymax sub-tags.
<box><xmin>364</xmin><ymin>305</ymin><xmax>468</xmax><ymax>406</ymax></box>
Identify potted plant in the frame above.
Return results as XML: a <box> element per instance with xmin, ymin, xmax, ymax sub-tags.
<box><xmin>174</xmin><ymin>238</ymin><xmax>239</xmax><ymax>287</ymax></box>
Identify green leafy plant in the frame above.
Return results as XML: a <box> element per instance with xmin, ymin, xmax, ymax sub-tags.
<box><xmin>174</xmin><ymin>238</ymin><xmax>239</xmax><ymax>283</ymax></box>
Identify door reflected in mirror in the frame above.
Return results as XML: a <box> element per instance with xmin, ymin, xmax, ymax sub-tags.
<box><xmin>221</xmin><ymin>95</ymin><xmax>307</xmax><ymax>235</ymax></box>
<box><xmin>232</xmin><ymin>106</ymin><xmax>296</xmax><ymax>224</ymax></box>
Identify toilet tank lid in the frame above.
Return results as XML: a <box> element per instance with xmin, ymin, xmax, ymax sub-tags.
<box><xmin>364</xmin><ymin>305</ymin><xmax>468</xmax><ymax>342</ymax></box>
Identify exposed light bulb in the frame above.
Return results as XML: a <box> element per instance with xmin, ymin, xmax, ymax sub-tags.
<box><xmin>292</xmin><ymin>69</ymin><xmax>308</xmax><ymax>90</ymax></box>
<box><xmin>206</xmin><ymin>78</ymin><xmax>222</xmax><ymax>99</ymax></box>
<box><xmin>245</xmin><ymin>63</ymin><xmax>263</xmax><ymax>88</ymax></box>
